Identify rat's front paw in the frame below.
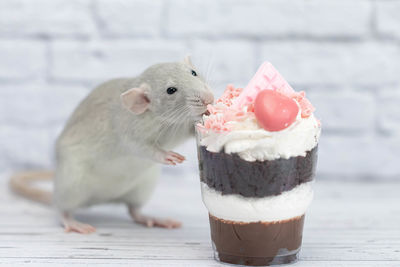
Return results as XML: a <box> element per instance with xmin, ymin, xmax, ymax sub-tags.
<box><xmin>162</xmin><ymin>151</ymin><xmax>185</xmax><ymax>165</ymax></box>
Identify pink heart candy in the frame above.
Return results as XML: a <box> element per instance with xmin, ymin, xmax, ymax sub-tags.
<box><xmin>254</xmin><ymin>90</ymin><xmax>299</xmax><ymax>132</ymax></box>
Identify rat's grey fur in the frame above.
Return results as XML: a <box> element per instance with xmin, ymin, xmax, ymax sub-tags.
<box><xmin>42</xmin><ymin>59</ymin><xmax>213</xmax><ymax>232</ymax></box>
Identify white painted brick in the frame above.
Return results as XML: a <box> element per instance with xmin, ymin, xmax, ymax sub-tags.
<box><xmin>96</xmin><ymin>0</ymin><xmax>162</xmax><ymax>37</ymax></box>
<box><xmin>167</xmin><ymin>0</ymin><xmax>371</xmax><ymax>37</ymax></box>
<box><xmin>0</xmin><ymin>40</ymin><xmax>46</xmax><ymax>81</ymax></box>
<box><xmin>308</xmin><ymin>90</ymin><xmax>375</xmax><ymax>132</ymax></box>
<box><xmin>376</xmin><ymin>1</ymin><xmax>400</xmax><ymax>38</ymax></box>
<box><xmin>192</xmin><ymin>40</ymin><xmax>256</xmax><ymax>95</ymax></box>
<box><xmin>318</xmin><ymin>136</ymin><xmax>400</xmax><ymax>179</ymax></box>
<box><xmin>260</xmin><ymin>42</ymin><xmax>400</xmax><ymax>85</ymax></box>
<box><xmin>0</xmin><ymin>126</ymin><xmax>57</xmax><ymax>170</ymax></box>
<box><xmin>302</xmin><ymin>0</ymin><xmax>371</xmax><ymax>37</ymax></box>
<box><xmin>0</xmin><ymin>83</ymin><xmax>89</xmax><ymax>127</ymax></box>
<box><xmin>166</xmin><ymin>0</ymin><xmax>218</xmax><ymax>36</ymax></box>
<box><xmin>50</xmin><ymin>40</ymin><xmax>188</xmax><ymax>83</ymax></box>
<box><xmin>378</xmin><ymin>87</ymin><xmax>400</xmax><ymax>134</ymax></box>
<box><xmin>0</xmin><ymin>0</ymin><xmax>95</xmax><ymax>37</ymax></box>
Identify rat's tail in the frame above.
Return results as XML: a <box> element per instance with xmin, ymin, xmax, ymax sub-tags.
<box><xmin>9</xmin><ymin>170</ymin><xmax>53</xmax><ymax>206</ymax></box>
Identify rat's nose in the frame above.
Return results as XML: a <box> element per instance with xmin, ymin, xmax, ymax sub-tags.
<box><xmin>202</xmin><ymin>91</ymin><xmax>214</xmax><ymax>105</ymax></box>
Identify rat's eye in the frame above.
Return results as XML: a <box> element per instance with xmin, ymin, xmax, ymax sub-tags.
<box><xmin>167</xmin><ymin>87</ymin><xmax>177</xmax><ymax>94</ymax></box>
<box><xmin>191</xmin><ymin>70</ymin><xmax>197</xmax><ymax>76</ymax></box>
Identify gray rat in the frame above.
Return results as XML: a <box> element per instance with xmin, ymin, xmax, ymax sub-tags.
<box><xmin>10</xmin><ymin>56</ymin><xmax>214</xmax><ymax>234</ymax></box>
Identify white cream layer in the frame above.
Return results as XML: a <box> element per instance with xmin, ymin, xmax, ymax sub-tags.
<box><xmin>201</xmin><ymin>182</ymin><xmax>314</xmax><ymax>223</ymax></box>
<box><xmin>200</xmin><ymin>112</ymin><xmax>321</xmax><ymax>161</ymax></box>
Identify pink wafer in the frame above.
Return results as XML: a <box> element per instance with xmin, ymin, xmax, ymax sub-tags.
<box><xmin>234</xmin><ymin>62</ymin><xmax>314</xmax><ymax>118</ymax></box>
<box><xmin>234</xmin><ymin>62</ymin><xmax>294</xmax><ymax>108</ymax></box>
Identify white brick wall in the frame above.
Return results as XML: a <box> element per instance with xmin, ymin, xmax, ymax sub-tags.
<box><xmin>307</xmin><ymin>90</ymin><xmax>376</xmax><ymax>133</ymax></box>
<box><xmin>0</xmin><ymin>84</ymin><xmax>89</xmax><ymax>126</ymax></box>
<box><xmin>260</xmin><ymin>42</ymin><xmax>400</xmax><ymax>85</ymax></box>
<box><xmin>0</xmin><ymin>40</ymin><xmax>46</xmax><ymax>81</ymax></box>
<box><xmin>0</xmin><ymin>0</ymin><xmax>95</xmax><ymax>37</ymax></box>
<box><xmin>318</xmin><ymin>135</ymin><xmax>400</xmax><ymax>179</ymax></box>
<box><xmin>0</xmin><ymin>0</ymin><xmax>399</xmax><ymax>180</ymax></box>
<box><xmin>166</xmin><ymin>0</ymin><xmax>371</xmax><ymax>37</ymax></box>
<box><xmin>51</xmin><ymin>40</ymin><xmax>188</xmax><ymax>83</ymax></box>
<box><xmin>378</xmin><ymin>87</ymin><xmax>400</xmax><ymax>135</ymax></box>
<box><xmin>96</xmin><ymin>0</ymin><xmax>163</xmax><ymax>37</ymax></box>
<box><xmin>376</xmin><ymin>1</ymin><xmax>400</xmax><ymax>38</ymax></box>
<box><xmin>192</xmin><ymin>40</ymin><xmax>256</xmax><ymax>88</ymax></box>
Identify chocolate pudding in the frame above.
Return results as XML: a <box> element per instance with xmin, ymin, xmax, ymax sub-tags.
<box><xmin>209</xmin><ymin>214</ymin><xmax>305</xmax><ymax>266</ymax></box>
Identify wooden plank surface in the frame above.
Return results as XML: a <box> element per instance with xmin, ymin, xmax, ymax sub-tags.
<box><xmin>0</xmin><ymin>170</ymin><xmax>399</xmax><ymax>266</ymax></box>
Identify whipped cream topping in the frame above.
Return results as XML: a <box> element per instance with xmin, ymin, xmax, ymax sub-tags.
<box><xmin>197</xmin><ymin>62</ymin><xmax>321</xmax><ymax>161</ymax></box>
<box><xmin>200</xmin><ymin>110</ymin><xmax>320</xmax><ymax>161</ymax></box>
<box><xmin>201</xmin><ymin>182</ymin><xmax>314</xmax><ymax>223</ymax></box>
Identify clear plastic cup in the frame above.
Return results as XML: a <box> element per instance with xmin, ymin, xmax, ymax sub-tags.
<box><xmin>195</xmin><ymin>125</ymin><xmax>319</xmax><ymax>266</ymax></box>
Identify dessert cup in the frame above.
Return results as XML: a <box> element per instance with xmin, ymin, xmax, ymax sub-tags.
<box><xmin>196</xmin><ymin>126</ymin><xmax>319</xmax><ymax>266</ymax></box>
<box><xmin>196</xmin><ymin>62</ymin><xmax>321</xmax><ymax>266</ymax></box>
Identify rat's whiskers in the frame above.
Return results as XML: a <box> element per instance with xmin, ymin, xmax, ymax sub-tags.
<box><xmin>153</xmin><ymin>105</ymin><xmax>190</xmax><ymax>146</ymax></box>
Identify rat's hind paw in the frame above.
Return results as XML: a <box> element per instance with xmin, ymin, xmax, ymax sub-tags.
<box><xmin>128</xmin><ymin>207</ymin><xmax>182</xmax><ymax>229</ymax></box>
<box><xmin>150</xmin><ymin>218</ymin><xmax>182</xmax><ymax>229</ymax></box>
<box><xmin>163</xmin><ymin>151</ymin><xmax>185</xmax><ymax>165</ymax></box>
<box><xmin>62</xmin><ymin>214</ymin><xmax>96</xmax><ymax>234</ymax></box>
<box><xmin>64</xmin><ymin>221</ymin><xmax>96</xmax><ymax>234</ymax></box>
<box><xmin>134</xmin><ymin>214</ymin><xmax>182</xmax><ymax>229</ymax></box>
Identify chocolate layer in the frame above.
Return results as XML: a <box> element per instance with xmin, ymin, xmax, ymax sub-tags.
<box><xmin>198</xmin><ymin>146</ymin><xmax>317</xmax><ymax>197</ymax></box>
<box><xmin>209</xmin><ymin>214</ymin><xmax>304</xmax><ymax>266</ymax></box>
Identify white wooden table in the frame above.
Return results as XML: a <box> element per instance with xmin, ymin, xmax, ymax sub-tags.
<box><xmin>0</xmin><ymin>170</ymin><xmax>399</xmax><ymax>267</ymax></box>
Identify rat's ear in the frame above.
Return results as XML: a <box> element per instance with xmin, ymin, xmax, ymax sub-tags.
<box><xmin>120</xmin><ymin>83</ymin><xmax>150</xmax><ymax>114</ymax></box>
<box><xmin>183</xmin><ymin>55</ymin><xmax>194</xmax><ymax>67</ymax></box>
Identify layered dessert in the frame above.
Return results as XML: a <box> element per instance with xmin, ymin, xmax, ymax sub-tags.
<box><xmin>196</xmin><ymin>62</ymin><xmax>321</xmax><ymax>266</ymax></box>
